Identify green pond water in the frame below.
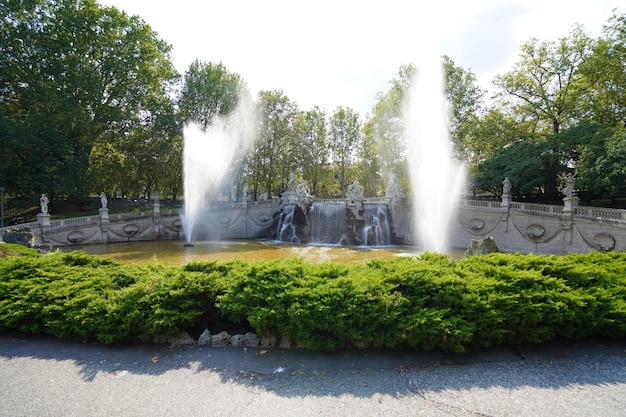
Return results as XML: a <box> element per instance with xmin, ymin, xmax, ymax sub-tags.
<box><xmin>64</xmin><ymin>239</ymin><xmax>462</xmax><ymax>265</ymax></box>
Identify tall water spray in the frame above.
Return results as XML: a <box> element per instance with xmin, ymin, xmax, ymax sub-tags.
<box><xmin>403</xmin><ymin>47</ymin><xmax>466</xmax><ymax>253</ymax></box>
<box><xmin>181</xmin><ymin>95</ymin><xmax>257</xmax><ymax>244</ymax></box>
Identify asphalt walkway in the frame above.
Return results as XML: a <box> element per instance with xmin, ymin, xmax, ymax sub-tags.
<box><xmin>1</xmin><ymin>333</ymin><xmax>625</xmax><ymax>416</ymax></box>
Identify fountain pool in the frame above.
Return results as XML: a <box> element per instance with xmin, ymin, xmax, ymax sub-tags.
<box><xmin>63</xmin><ymin>240</ymin><xmax>447</xmax><ymax>265</ymax></box>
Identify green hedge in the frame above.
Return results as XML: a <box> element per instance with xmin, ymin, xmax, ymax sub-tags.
<box><xmin>0</xmin><ymin>243</ymin><xmax>624</xmax><ymax>352</ymax></box>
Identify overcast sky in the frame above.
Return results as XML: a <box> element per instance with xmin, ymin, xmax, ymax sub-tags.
<box><xmin>99</xmin><ymin>0</ymin><xmax>621</xmax><ymax>116</ymax></box>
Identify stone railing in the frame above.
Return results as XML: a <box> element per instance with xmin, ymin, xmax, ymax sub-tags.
<box><xmin>458</xmin><ymin>198</ymin><xmax>626</xmax><ymax>223</ymax></box>
<box><xmin>109</xmin><ymin>210</ymin><xmax>153</xmax><ymax>222</ymax></box>
<box><xmin>509</xmin><ymin>202</ymin><xmax>563</xmax><ymax>216</ymax></box>
<box><xmin>459</xmin><ymin>200</ymin><xmax>502</xmax><ymax>210</ymax></box>
<box><xmin>574</xmin><ymin>206</ymin><xmax>625</xmax><ymax>221</ymax></box>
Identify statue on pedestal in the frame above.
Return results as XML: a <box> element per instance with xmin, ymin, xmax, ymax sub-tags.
<box><xmin>39</xmin><ymin>193</ymin><xmax>49</xmax><ymax>214</ymax></box>
<box><xmin>561</xmin><ymin>173</ymin><xmax>576</xmax><ymax>198</ymax></box>
<box><xmin>287</xmin><ymin>172</ymin><xmax>298</xmax><ymax>192</ymax></box>
<box><xmin>502</xmin><ymin>177</ymin><xmax>512</xmax><ymax>196</ymax></box>
<box><xmin>100</xmin><ymin>192</ymin><xmax>108</xmax><ymax>209</ymax></box>
<box><xmin>346</xmin><ymin>179</ymin><xmax>365</xmax><ymax>201</ymax></box>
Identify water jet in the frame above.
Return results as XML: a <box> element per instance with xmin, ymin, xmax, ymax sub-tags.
<box><xmin>403</xmin><ymin>44</ymin><xmax>466</xmax><ymax>253</ymax></box>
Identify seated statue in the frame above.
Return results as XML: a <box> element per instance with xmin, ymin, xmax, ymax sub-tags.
<box><xmin>346</xmin><ymin>179</ymin><xmax>365</xmax><ymax>201</ymax></box>
<box><xmin>296</xmin><ymin>180</ymin><xmax>312</xmax><ymax>207</ymax></box>
<box><xmin>287</xmin><ymin>172</ymin><xmax>298</xmax><ymax>192</ymax></box>
<box><xmin>387</xmin><ymin>171</ymin><xmax>402</xmax><ymax>192</ymax></box>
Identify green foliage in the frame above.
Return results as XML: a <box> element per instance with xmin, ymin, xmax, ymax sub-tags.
<box><xmin>0</xmin><ymin>250</ymin><xmax>624</xmax><ymax>352</ymax></box>
<box><xmin>0</xmin><ymin>0</ymin><xmax>178</xmax><ymax>198</ymax></box>
<box><xmin>0</xmin><ymin>243</ymin><xmax>39</xmax><ymax>258</ymax></box>
<box><xmin>493</xmin><ymin>26</ymin><xmax>592</xmax><ymax>136</ymax></box>
<box><xmin>178</xmin><ymin>60</ymin><xmax>244</xmax><ymax>127</ymax></box>
<box><xmin>473</xmin><ymin>139</ymin><xmax>562</xmax><ymax>196</ymax></box>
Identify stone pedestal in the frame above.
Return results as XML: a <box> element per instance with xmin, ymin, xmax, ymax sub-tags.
<box><xmin>99</xmin><ymin>208</ymin><xmax>109</xmax><ymax>242</ymax></box>
<box><xmin>36</xmin><ymin>213</ymin><xmax>51</xmax><ymax>244</ymax></box>
<box><xmin>500</xmin><ymin>193</ymin><xmax>511</xmax><ymax>232</ymax></box>
<box><xmin>153</xmin><ymin>198</ymin><xmax>161</xmax><ymax>216</ymax></box>
<box><xmin>99</xmin><ymin>207</ymin><xmax>109</xmax><ymax>220</ymax></box>
<box><xmin>282</xmin><ymin>190</ymin><xmax>299</xmax><ymax>205</ymax></box>
<box><xmin>501</xmin><ymin>193</ymin><xmax>511</xmax><ymax>210</ymax></box>
<box><xmin>37</xmin><ymin>213</ymin><xmax>51</xmax><ymax>227</ymax></box>
<box><xmin>561</xmin><ymin>196</ymin><xmax>578</xmax><ymax>246</ymax></box>
<box><xmin>563</xmin><ymin>196</ymin><xmax>579</xmax><ymax>214</ymax></box>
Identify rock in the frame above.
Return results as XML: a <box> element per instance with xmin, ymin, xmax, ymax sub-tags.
<box><xmin>261</xmin><ymin>335</ymin><xmax>277</xmax><ymax>348</ymax></box>
<box><xmin>352</xmin><ymin>338</ymin><xmax>371</xmax><ymax>349</ymax></box>
<box><xmin>154</xmin><ymin>331</ymin><xmax>195</xmax><ymax>347</ymax></box>
<box><xmin>231</xmin><ymin>333</ymin><xmax>260</xmax><ymax>347</ymax></box>
<box><xmin>230</xmin><ymin>334</ymin><xmax>244</xmax><ymax>347</ymax></box>
<box><xmin>279</xmin><ymin>336</ymin><xmax>292</xmax><ymax>349</ymax></box>
<box><xmin>240</xmin><ymin>332</ymin><xmax>261</xmax><ymax>347</ymax></box>
<box><xmin>197</xmin><ymin>329</ymin><xmax>212</xmax><ymax>346</ymax></box>
<box><xmin>466</xmin><ymin>236</ymin><xmax>500</xmax><ymax>256</ymax></box>
<box><xmin>211</xmin><ymin>331</ymin><xmax>231</xmax><ymax>347</ymax></box>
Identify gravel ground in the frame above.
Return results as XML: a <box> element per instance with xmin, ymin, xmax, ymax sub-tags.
<box><xmin>0</xmin><ymin>333</ymin><xmax>625</xmax><ymax>417</ymax></box>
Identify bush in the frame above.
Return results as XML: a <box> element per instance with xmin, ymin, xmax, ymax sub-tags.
<box><xmin>0</xmin><ymin>249</ymin><xmax>624</xmax><ymax>351</ymax></box>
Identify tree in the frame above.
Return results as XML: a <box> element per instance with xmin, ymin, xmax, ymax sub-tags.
<box><xmin>493</xmin><ymin>26</ymin><xmax>593</xmax><ymax>136</ymax></box>
<box><xmin>442</xmin><ymin>55</ymin><xmax>484</xmax><ymax>147</ymax></box>
<box><xmin>580</xmin><ymin>12</ymin><xmax>626</xmax><ymax>128</ymax></box>
<box><xmin>93</xmin><ymin>94</ymin><xmax>180</xmax><ymax>199</ymax></box>
<box><xmin>329</xmin><ymin>107</ymin><xmax>361</xmax><ymax>195</ymax></box>
<box><xmin>367</xmin><ymin>64</ymin><xmax>413</xmax><ymax>187</ymax></box>
<box><xmin>294</xmin><ymin>106</ymin><xmax>329</xmax><ymax>196</ymax></box>
<box><xmin>458</xmin><ymin>108</ymin><xmax>532</xmax><ymax>174</ymax></box>
<box><xmin>0</xmin><ymin>108</ymin><xmax>74</xmax><ymax>198</ymax></box>
<box><xmin>177</xmin><ymin>60</ymin><xmax>244</xmax><ymax>127</ymax></box>
<box><xmin>367</xmin><ymin>59</ymin><xmax>483</xmax><ymax>191</ymax></box>
<box><xmin>573</xmin><ymin>124</ymin><xmax>626</xmax><ymax>199</ymax></box>
<box><xmin>0</xmin><ymin>0</ymin><xmax>178</xmax><ymax>198</ymax></box>
<box><xmin>249</xmin><ymin>90</ymin><xmax>298</xmax><ymax>199</ymax></box>
<box><xmin>473</xmin><ymin>139</ymin><xmax>562</xmax><ymax>197</ymax></box>
<box><xmin>357</xmin><ymin>120</ymin><xmax>382</xmax><ymax>196</ymax></box>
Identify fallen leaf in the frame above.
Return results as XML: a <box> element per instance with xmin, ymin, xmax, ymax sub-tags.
<box><xmin>151</xmin><ymin>355</ymin><xmax>159</xmax><ymax>364</ymax></box>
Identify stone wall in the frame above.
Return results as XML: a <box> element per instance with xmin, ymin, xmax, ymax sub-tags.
<box><xmin>449</xmin><ymin>199</ymin><xmax>626</xmax><ymax>254</ymax></box>
<box><xmin>2</xmin><ymin>196</ymin><xmax>624</xmax><ymax>255</ymax></box>
<box><xmin>0</xmin><ymin>199</ymin><xmax>282</xmax><ymax>248</ymax></box>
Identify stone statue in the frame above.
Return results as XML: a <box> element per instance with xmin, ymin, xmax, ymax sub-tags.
<box><xmin>296</xmin><ymin>180</ymin><xmax>309</xmax><ymax>199</ymax></box>
<box><xmin>387</xmin><ymin>170</ymin><xmax>402</xmax><ymax>192</ymax></box>
<box><xmin>296</xmin><ymin>180</ymin><xmax>312</xmax><ymax>207</ymax></box>
<box><xmin>561</xmin><ymin>173</ymin><xmax>576</xmax><ymax>198</ymax></box>
<box><xmin>502</xmin><ymin>177</ymin><xmax>512</xmax><ymax>195</ymax></box>
<box><xmin>100</xmin><ymin>192</ymin><xmax>108</xmax><ymax>209</ymax></box>
<box><xmin>346</xmin><ymin>179</ymin><xmax>365</xmax><ymax>200</ymax></box>
<box><xmin>39</xmin><ymin>193</ymin><xmax>49</xmax><ymax>214</ymax></box>
<box><xmin>287</xmin><ymin>172</ymin><xmax>298</xmax><ymax>192</ymax></box>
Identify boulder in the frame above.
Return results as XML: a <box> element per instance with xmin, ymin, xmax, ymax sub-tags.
<box><xmin>154</xmin><ymin>331</ymin><xmax>195</xmax><ymax>347</ymax></box>
<box><xmin>197</xmin><ymin>329</ymin><xmax>212</xmax><ymax>346</ymax></box>
<box><xmin>466</xmin><ymin>236</ymin><xmax>500</xmax><ymax>256</ymax></box>
<box><xmin>211</xmin><ymin>331</ymin><xmax>231</xmax><ymax>347</ymax></box>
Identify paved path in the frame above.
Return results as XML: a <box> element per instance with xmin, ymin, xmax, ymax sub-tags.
<box><xmin>1</xmin><ymin>333</ymin><xmax>625</xmax><ymax>416</ymax></box>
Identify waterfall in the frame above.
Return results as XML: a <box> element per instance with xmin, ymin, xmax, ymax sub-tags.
<box><xmin>361</xmin><ymin>203</ymin><xmax>392</xmax><ymax>246</ymax></box>
<box><xmin>277</xmin><ymin>204</ymin><xmax>300</xmax><ymax>243</ymax></box>
<box><xmin>309</xmin><ymin>202</ymin><xmax>347</xmax><ymax>245</ymax></box>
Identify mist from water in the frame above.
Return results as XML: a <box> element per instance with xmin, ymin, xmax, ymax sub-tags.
<box><xmin>181</xmin><ymin>94</ymin><xmax>257</xmax><ymax>244</ymax></box>
<box><xmin>403</xmin><ymin>45</ymin><xmax>466</xmax><ymax>253</ymax></box>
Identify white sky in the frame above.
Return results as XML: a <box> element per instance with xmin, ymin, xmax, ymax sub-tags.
<box><xmin>98</xmin><ymin>0</ymin><xmax>621</xmax><ymax>116</ymax></box>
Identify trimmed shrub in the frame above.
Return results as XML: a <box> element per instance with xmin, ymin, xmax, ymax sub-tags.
<box><xmin>0</xmin><ymin>249</ymin><xmax>624</xmax><ymax>351</ymax></box>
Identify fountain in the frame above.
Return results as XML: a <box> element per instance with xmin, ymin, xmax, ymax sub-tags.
<box><xmin>403</xmin><ymin>45</ymin><xmax>466</xmax><ymax>253</ymax></box>
<box><xmin>180</xmin><ymin>43</ymin><xmax>462</xmax><ymax>252</ymax></box>
<box><xmin>308</xmin><ymin>202</ymin><xmax>348</xmax><ymax>245</ymax></box>
<box><xmin>361</xmin><ymin>203</ymin><xmax>392</xmax><ymax>246</ymax></box>
<box><xmin>277</xmin><ymin>205</ymin><xmax>300</xmax><ymax>243</ymax></box>
<box><xmin>181</xmin><ymin>94</ymin><xmax>257</xmax><ymax>245</ymax></box>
